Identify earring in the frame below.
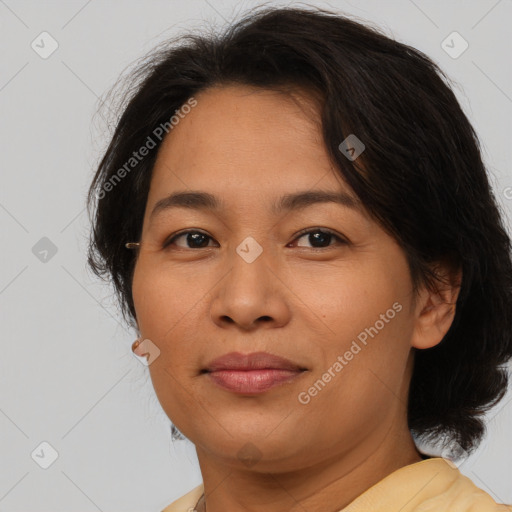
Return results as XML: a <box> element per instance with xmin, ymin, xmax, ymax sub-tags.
<box><xmin>132</xmin><ymin>338</ymin><xmax>159</xmax><ymax>365</ymax></box>
<box><xmin>132</xmin><ymin>338</ymin><xmax>142</xmax><ymax>353</ymax></box>
<box><xmin>125</xmin><ymin>242</ymin><xmax>140</xmax><ymax>249</ymax></box>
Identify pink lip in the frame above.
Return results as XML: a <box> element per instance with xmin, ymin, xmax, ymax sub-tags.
<box><xmin>205</xmin><ymin>351</ymin><xmax>304</xmax><ymax>372</ymax></box>
<box><xmin>203</xmin><ymin>351</ymin><xmax>307</xmax><ymax>394</ymax></box>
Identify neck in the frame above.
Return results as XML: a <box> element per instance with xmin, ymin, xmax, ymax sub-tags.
<box><xmin>195</xmin><ymin>426</ymin><xmax>423</xmax><ymax>512</ymax></box>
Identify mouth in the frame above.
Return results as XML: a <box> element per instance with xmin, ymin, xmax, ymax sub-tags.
<box><xmin>202</xmin><ymin>351</ymin><xmax>308</xmax><ymax>394</ymax></box>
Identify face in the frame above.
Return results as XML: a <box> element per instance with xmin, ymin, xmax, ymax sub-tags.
<box><xmin>131</xmin><ymin>84</ymin><xmax>420</xmax><ymax>472</ymax></box>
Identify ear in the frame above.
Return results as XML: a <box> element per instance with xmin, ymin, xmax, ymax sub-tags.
<box><xmin>410</xmin><ymin>260</ymin><xmax>462</xmax><ymax>350</ymax></box>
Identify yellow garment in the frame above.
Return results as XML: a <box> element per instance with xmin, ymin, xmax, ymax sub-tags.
<box><xmin>161</xmin><ymin>458</ymin><xmax>512</xmax><ymax>512</ymax></box>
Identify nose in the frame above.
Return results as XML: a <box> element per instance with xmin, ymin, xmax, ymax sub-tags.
<box><xmin>209</xmin><ymin>245</ymin><xmax>292</xmax><ymax>331</ymax></box>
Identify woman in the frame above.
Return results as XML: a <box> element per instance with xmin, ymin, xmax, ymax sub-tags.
<box><xmin>87</xmin><ymin>6</ymin><xmax>512</xmax><ymax>511</ymax></box>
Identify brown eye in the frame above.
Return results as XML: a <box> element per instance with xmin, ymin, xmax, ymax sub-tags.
<box><xmin>290</xmin><ymin>228</ymin><xmax>348</xmax><ymax>249</ymax></box>
<box><xmin>163</xmin><ymin>230</ymin><xmax>217</xmax><ymax>249</ymax></box>
<box><xmin>162</xmin><ymin>227</ymin><xmax>348</xmax><ymax>251</ymax></box>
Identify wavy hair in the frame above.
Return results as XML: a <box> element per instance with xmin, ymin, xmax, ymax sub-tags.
<box><xmin>86</xmin><ymin>5</ymin><xmax>512</xmax><ymax>453</ymax></box>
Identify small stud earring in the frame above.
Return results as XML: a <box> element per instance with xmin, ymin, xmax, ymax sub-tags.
<box><xmin>125</xmin><ymin>242</ymin><xmax>140</xmax><ymax>249</ymax></box>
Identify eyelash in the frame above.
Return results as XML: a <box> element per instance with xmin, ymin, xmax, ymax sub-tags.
<box><xmin>162</xmin><ymin>227</ymin><xmax>348</xmax><ymax>250</ymax></box>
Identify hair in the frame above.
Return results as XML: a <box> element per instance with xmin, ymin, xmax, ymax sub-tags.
<box><xmin>86</xmin><ymin>5</ymin><xmax>512</xmax><ymax>454</ymax></box>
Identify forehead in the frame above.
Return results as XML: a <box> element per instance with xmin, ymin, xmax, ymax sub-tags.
<box><xmin>147</xmin><ymin>84</ymin><xmax>358</xmax><ymax>215</ymax></box>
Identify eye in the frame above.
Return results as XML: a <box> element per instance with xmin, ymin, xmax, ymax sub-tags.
<box><xmin>162</xmin><ymin>227</ymin><xmax>348</xmax><ymax>250</ymax></box>
<box><xmin>163</xmin><ymin>229</ymin><xmax>217</xmax><ymax>249</ymax></box>
<box><xmin>288</xmin><ymin>227</ymin><xmax>348</xmax><ymax>249</ymax></box>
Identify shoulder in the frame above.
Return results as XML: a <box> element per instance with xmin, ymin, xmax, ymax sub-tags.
<box><xmin>160</xmin><ymin>483</ymin><xmax>204</xmax><ymax>512</ymax></box>
<box><xmin>343</xmin><ymin>458</ymin><xmax>512</xmax><ymax>511</ymax></box>
<box><xmin>158</xmin><ymin>461</ymin><xmax>512</xmax><ymax>512</ymax></box>
<box><xmin>415</xmin><ymin>464</ymin><xmax>512</xmax><ymax>512</ymax></box>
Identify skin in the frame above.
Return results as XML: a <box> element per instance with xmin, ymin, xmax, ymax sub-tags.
<box><xmin>131</xmin><ymin>84</ymin><xmax>461</xmax><ymax>512</ymax></box>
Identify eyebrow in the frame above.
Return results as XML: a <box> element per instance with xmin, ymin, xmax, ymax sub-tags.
<box><xmin>150</xmin><ymin>189</ymin><xmax>361</xmax><ymax>220</ymax></box>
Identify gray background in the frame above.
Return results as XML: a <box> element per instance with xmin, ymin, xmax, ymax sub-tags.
<box><xmin>0</xmin><ymin>0</ymin><xmax>511</xmax><ymax>510</ymax></box>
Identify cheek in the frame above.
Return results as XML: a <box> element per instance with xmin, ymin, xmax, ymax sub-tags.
<box><xmin>131</xmin><ymin>256</ymin><xmax>211</xmax><ymax>382</ymax></box>
<box><xmin>132</xmin><ymin>259</ymin><xmax>203</xmax><ymax>424</ymax></box>
<box><xmin>132</xmin><ymin>257</ymin><xmax>193</xmax><ymax>338</ymax></box>
<box><xmin>293</xmin><ymin>256</ymin><xmax>414</xmax><ymax>403</ymax></box>
<box><xmin>292</xmin><ymin>256</ymin><xmax>409</xmax><ymax>345</ymax></box>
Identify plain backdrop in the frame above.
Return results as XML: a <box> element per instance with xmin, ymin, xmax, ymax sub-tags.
<box><xmin>1</xmin><ymin>0</ymin><xmax>511</xmax><ymax>510</ymax></box>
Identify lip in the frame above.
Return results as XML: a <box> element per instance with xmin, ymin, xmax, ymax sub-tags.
<box><xmin>203</xmin><ymin>351</ymin><xmax>307</xmax><ymax>394</ymax></box>
<box><xmin>204</xmin><ymin>351</ymin><xmax>305</xmax><ymax>372</ymax></box>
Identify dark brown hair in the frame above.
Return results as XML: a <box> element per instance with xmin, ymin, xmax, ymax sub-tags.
<box><xmin>87</xmin><ymin>5</ymin><xmax>512</xmax><ymax>454</ymax></box>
